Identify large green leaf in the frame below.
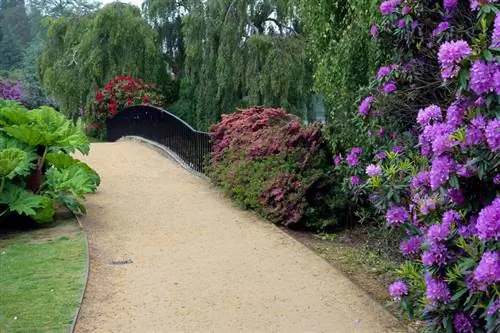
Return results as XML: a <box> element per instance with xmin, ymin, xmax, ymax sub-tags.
<box><xmin>0</xmin><ymin>100</ymin><xmax>31</xmax><ymax>126</ymax></box>
<box><xmin>0</xmin><ymin>184</ymin><xmax>46</xmax><ymax>217</ymax></box>
<box><xmin>45</xmin><ymin>152</ymin><xmax>101</xmax><ymax>189</ymax></box>
<box><xmin>43</xmin><ymin>164</ymin><xmax>97</xmax><ymax>198</ymax></box>
<box><xmin>0</xmin><ymin>148</ymin><xmax>26</xmax><ymax>178</ymax></box>
<box><xmin>0</xmin><ymin>133</ymin><xmax>38</xmax><ymax>178</ymax></box>
<box><xmin>32</xmin><ymin>197</ymin><xmax>56</xmax><ymax>223</ymax></box>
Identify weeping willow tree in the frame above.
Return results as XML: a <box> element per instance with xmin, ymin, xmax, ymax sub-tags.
<box><xmin>39</xmin><ymin>2</ymin><xmax>167</xmax><ymax>118</ymax></box>
<box><xmin>144</xmin><ymin>0</ymin><xmax>312</xmax><ymax>130</ymax></box>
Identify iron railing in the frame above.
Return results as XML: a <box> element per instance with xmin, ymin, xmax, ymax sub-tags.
<box><xmin>106</xmin><ymin>105</ymin><xmax>212</xmax><ymax>174</ymax></box>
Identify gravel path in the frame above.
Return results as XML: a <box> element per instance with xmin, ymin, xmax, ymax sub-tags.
<box><xmin>74</xmin><ymin>141</ymin><xmax>405</xmax><ymax>333</ymax></box>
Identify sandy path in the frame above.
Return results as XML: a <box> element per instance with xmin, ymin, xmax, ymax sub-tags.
<box><xmin>74</xmin><ymin>141</ymin><xmax>405</xmax><ymax>333</ymax></box>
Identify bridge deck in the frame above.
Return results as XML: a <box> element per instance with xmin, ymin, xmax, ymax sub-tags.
<box><xmin>74</xmin><ymin>141</ymin><xmax>404</xmax><ymax>333</ymax></box>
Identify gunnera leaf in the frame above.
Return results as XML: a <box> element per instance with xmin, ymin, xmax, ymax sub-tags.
<box><xmin>0</xmin><ymin>184</ymin><xmax>46</xmax><ymax>217</ymax></box>
<box><xmin>0</xmin><ymin>148</ymin><xmax>27</xmax><ymax>178</ymax></box>
<box><xmin>45</xmin><ymin>152</ymin><xmax>100</xmax><ymax>189</ymax></box>
<box><xmin>32</xmin><ymin>197</ymin><xmax>56</xmax><ymax>224</ymax></box>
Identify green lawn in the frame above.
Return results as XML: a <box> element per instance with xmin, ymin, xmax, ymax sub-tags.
<box><xmin>0</xmin><ymin>230</ymin><xmax>87</xmax><ymax>333</ymax></box>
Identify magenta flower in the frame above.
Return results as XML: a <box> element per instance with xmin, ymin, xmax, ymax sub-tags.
<box><xmin>422</xmin><ymin>243</ymin><xmax>449</xmax><ymax>266</ymax></box>
<box><xmin>376</xmin><ymin>66</ymin><xmax>391</xmax><ymax>80</ymax></box>
<box><xmin>453</xmin><ymin>312</ymin><xmax>475</xmax><ymax>333</ymax></box>
<box><xmin>417</xmin><ymin>105</ymin><xmax>442</xmax><ymax>126</ymax></box>
<box><xmin>388</xmin><ymin>280</ymin><xmax>408</xmax><ymax>300</ymax></box>
<box><xmin>358</xmin><ymin>95</ymin><xmax>374</xmax><ymax>116</ymax></box>
<box><xmin>427</xmin><ymin>223</ymin><xmax>451</xmax><ymax>243</ymax></box>
<box><xmin>386</xmin><ymin>206</ymin><xmax>409</xmax><ymax>226</ymax></box>
<box><xmin>397</xmin><ymin>19</ymin><xmax>405</xmax><ymax>29</ymax></box>
<box><xmin>438</xmin><ymin>40</ymin><xmax>472</xmax><ymax>80</ymax></box>
<box><xmin>429</xmin><ymin>155</ymin><xmax>456</xmax><ymax>190</ymax></box>
<box><xmin>446</xmin><ymin>102</ymin><xmax>466</xmax><ymax>127</ymax></box>
<box><xmin>370</xmin><ymin>24</ymin><xmax>379</xmax><ymax>40</ymax></box>
<box><xmin>470</xmin><ymin>60</ymin><xmax>494</xmax><ymax>95</ymax></box>
<box><xmin>444</xmin><ymin>0</ymin><xmax>457</xmax><ymax>10</ymax></box>
<box><xmin>351</xmin><ymin>147</ymin><xmax>362</xmax><ymax>154</ymax></box>
<box><xmin>400</xmin><ymin>236</ymin><xmax>421</xmax><ymax>257</ymax></box>
<box><xmin>432</xmin><ymin>21</ymin><xmax>450</xmax><ymax>36</ymax></box>
<box><xmin>383</xmin><ymin>81</ymin><xmax>397</xmax><ymax>94</ymax></box>
<box><xmin>375</xmin><ymin>151</ymin><xmax>387</xmax><ymax>160</ymax></box>
<box><xmin>333</xmin><ymin>155</ymin><xmax>343</xmax><ymax>165</ymax></box>
<box><xmin>475</xmin><ymin>197</ymin><xmax>500</xmax><ymax>241</ymax></box>
<box><xmin>401</xmin><ymin>5</ymin><xmax>411</xmax><ymax>15</ymax></box>
<box><xmin>485</xmin><ymin>118</ymin><xmax>500</xmax><ymax>152</ymax></box>
<box><xmin>366</xmin><ymin>164</ymin><xmax>382</xmax><ymax>177</ymax></box>
<box><xmin>473</xmin><ymin>251</ymin><xmax>500</xmax><ymax>291</ymax></box>
<box><xmin>350</xmin><ymin>176</ymin><xmax>361</xmax><ymax>186</ymax></box>
<box><xmin>346</xmin><ymin>154</ymin><xmax>359</xmax><ymax>166</ymax></box>
<box><xmin>380</xmin><ymin>0</ymin><xmax>400</xmax><ymax>15</ymax></box>
<box><xmin>492</xmin><ymin>13</ymin><xmax>500</xmax><ymax>48</ymax></box>
<box><xmin>425</xmin><ymin>277</ymin><xmax>451</xmax><ymax>305</ymax></box>
<box><xmin>447</xmin><ymin>188</ymin><xmax>464</xmax><ymax>205</ymax></box>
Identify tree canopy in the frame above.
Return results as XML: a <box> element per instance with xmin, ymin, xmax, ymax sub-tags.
<box><xmin>39</xmin><ymin>2</ymin><xmax>168</xmax><ymax>118</ymax></box>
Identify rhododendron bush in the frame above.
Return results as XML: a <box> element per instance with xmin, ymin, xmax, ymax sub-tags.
<box><xmin>90</xmin><ymin>75</ymin><xmax>165</xmax><ymax>132</ymax></box>
<box><xmin>331</xmin><ymin>0</ymin><xmax>499</xmax><ymax>331</ymax></box>
<box><xmin>208</xmin><ymin>107</ymin><xmax>334</xmax><ymax>228</ymax></box>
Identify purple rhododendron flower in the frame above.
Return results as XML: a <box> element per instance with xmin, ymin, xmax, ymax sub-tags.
<box><xmin>333</xmin><ymin>155</ymin><xmax>343</xmax><ymax>165</ymax></box>
<box><xmin>438</xmin><ymin>40</ymin><xmax>472</xmax><ymax>80</ymax></box>
<box><xmin>422</xmin><ymin>243</ymin><xmax>449</xmax><ymax>266</ymax></box>
<box><xmin>391</xmin><ymin>145</ymin><xmax>404</xmax><ymax>153</ymax></box>
<box><xmin>465</xmin><ymin>116</ymin><xmax>487</xmax><ymax>146</ymax></box>
<box><xmin>411</xmin><ymin>171</ymin><xmax>429</xmax><ymax>190</ymax></box>
<box><xmin>427</xmin><ymin>223</ymin><xmax>451</xmax><ymax>243</ymax></box>
<box><xmin>492</xmin><ymin>13</ymin><xmax>500</xmax><ymax>48</ymax></box>
<box><xmin>375</xmin><ymin>151</ymin><xmax>387</xmax><ymax>160</ymax></box>
<box><xmin>346</xmin><ymin>154</ymin><xmax>359</xmax><ymax>166</ymax></box>
<box><xmin>446</xmin><ymin>102</ymin><xmax>466</xmax><ymax>127</ymax></box>
<box><xmin>485</xmin><ymin>118</ymin><xmax>500</xmax><ymax>152</ymax></box>
<box><xmin>419</xmin><ymin>197</ymin><xmax>437</xmax><ymax>215</ymax></box>
<box><xmin>0</xmin><ymin>80</ymin><xmax>23</xmax><ymax>101</ymax></box>
<box><xmin>432</xmin><ymin>21</ymin><xmax>450</xmax><ymax>36</ymax></box>
<box><xmin>359</xmin><ymin>95</ymin><xmax>374</xmax><ymax>116</ymax></box>
<box><xmin>351</xmin><ymin>147</ymin><xmax>362</xmax><ymax>154</ymax></box>
<box><xmin>417</xmin><ymin>105</ymin><xmax>442</xmax><ymax>126</ymax></box>
<box><xmin>411</xmin><ymin>20</ymin><xmax>419</xmax><ymax>30</ymax></box>
<box><xmin>432</xmin><ymin>133</ymin><xmax>455</xmax><ymax>156</ymax></box>
<box><xmin>402</xmin><ymin>5</ymin><xmax>410</xmax><ymax>15</ymax></box>
<box><xmin>377</xmin><ymin>66</ymin><xmax>392</xmax><ymax>80</ymax></box>
<box><xmin>487</xmin><ymin>300</ymin><xmax>500</xmax><ymax>316</ymax></box>
<box><xmin>447</xmin><ymin>188</ymin><xmax>464</xmax><ymax>205</ymax></box>
<box><xmin>476</xmin><ymin>197</ymin><xmax>500</xmax><ymax>241</ymax></box>
<box><xmin>474</xmin><ymin>97</ymin><xmax>486</xmax><ymax>106</ymax></box>
<box><xmin>425</xmin><ymin>277</ymin><xmax>451</xmax><ymax>304</ymax></box>
<box><xmin>442</xmin><ymin>210</ymin><xmax>461</xmax><ymax>224</ymax></box>
<box><xmin>473</xmin><ymin>251</ymin><xmax>500</xmax><ymax>291</ymax></box>
<box><xmin>444</xmin><ymin>0</ymin><xmax>458</xmax><ymax>10</ymax></box>
<box><xmin>380</xmin><ymin>0</ymin><xmax>400</xmax><ymax>15</ymax></box>
<box><xmin>470</xmin><ymin>60</ymin><xmax>495</xmax><ymax>95</ymax></box>
<box><xmin>430</xmin><ymin>155</ymin><xmax>456</xmax><ymax>190</ymax></box>
<box><xmin>388</xmin><ymin>280</ymin><xmax>408</xmax><ymax>300</ymax></box>
<box><xmin>453</xmin><ymin>312</ymin><xmax>475</xmax><ymax>333</ymax></box>
<box><xmin>494</xmin><ymin>174</ymin><xmax>500</xmax><ymax>184</ymax></box>
<box><xmin>370</xmin><ymin>24</ymin><xmax>378</xmax><ymax>40</ymax></box>
<box><xmin>383</xmin><ymin>81</ymin><xmax>397</xmax><ymax>94</ymax></box>
<box><xmin>400</xmin><ymin>236</ymin><xmax>421</xmax><ymax>256</ymax></box>
<box><xmin>350</xmin><ymin>176</ymin><xmax>361</xmax><ymax>186</ymax></box>
<box><xmin>366</xmin><ymin>164</ymin><xmax>382</xmax><ymax>177</ymax></box>
<box><xmin>494</xmin><ymin>69</ymin><xmax>500</xmax><ymax>95</ymax></box>
<box><xmin>386</xmin><ymin>206</ymin><xmax>409</xmax><ymax>226</ymax></box>
<box><xmin>397</xmin><ymin>19</ymin><xmax>405</xmax><ymax>29</ymax></box>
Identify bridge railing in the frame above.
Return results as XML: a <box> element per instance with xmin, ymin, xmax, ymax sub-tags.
<box><xmin>106</xmin><ymin>105</ymin><xmax>212</xmax><ymax>174</ymax></box>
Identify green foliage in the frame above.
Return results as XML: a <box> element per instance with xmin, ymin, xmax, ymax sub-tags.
<box><xmin>39</xmin><ymin>2</ymin><xmax>168</xmax><ymax>119</ymax></box>
<box><xmin>0</xmin><ymin>99</ymin><xmax>100</xmax><ymax>224</ymax></box>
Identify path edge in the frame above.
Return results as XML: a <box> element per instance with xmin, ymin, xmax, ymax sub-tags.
<box><xmin>67</xmin><ymin>211</ymin><xmax>90</xmax><ymax>333</ymax></box>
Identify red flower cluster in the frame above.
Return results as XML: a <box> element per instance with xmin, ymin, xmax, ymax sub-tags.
<box><xmin>91</xmin><ymin>75</ymin><xmax>165</xmax><ymax>126</ymax></box>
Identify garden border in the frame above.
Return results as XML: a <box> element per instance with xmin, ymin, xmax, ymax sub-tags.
<box><xmin>68</xmin><ymin>212</ymin><xmax>90</xmax><ymax>333</ymax></box>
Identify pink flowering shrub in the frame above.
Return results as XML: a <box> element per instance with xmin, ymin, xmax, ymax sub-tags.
<box><xmin>332</xmin><ymin>1</ymin><xmax>499</xmax><ymax>331</ymax></box>
<box><xmin>208</xmin><ymin>107</ymin><xmax>334</xmax><ymax>228</ymax></box>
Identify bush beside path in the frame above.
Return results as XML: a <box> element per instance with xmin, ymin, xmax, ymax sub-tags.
<box><xmin>74</xmin><ymin>141</ymin><xmax>405</xmax><ymax>333</ymax></box>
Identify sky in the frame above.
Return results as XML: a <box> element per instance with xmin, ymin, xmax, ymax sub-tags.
<box><xmin>100</xmin><ymin>0</ymin><xmax>144</xmax><ymax>8</ymax></box>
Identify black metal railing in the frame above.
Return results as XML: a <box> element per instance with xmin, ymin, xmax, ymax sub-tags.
<box><xmin>106</xmin><ymin>105</ymin><xmax>212</xmax><ymax>174</ymax></box>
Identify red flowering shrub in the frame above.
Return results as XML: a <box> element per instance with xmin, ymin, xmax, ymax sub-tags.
<box><xmin>90</xmin><ymin>75</ymin><xmax>165</xmax><ymax>129</ymax></box>
<box><xmin>208</xmin><ymin>107</ymin><xmax>334</xmax><ymax>228</ymax></box>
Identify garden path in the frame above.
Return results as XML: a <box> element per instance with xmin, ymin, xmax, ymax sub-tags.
<box><xmin>74</xmin><ymin>141</ymin><xmax>405</xmax><ymax>333</ymax></box>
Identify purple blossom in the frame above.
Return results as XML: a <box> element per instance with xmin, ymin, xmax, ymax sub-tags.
<box><xmin>427</xmin><ymin>223</ymin><xmax>451</xmax><ymax>243</ymax></box>
<box><xmin>419</xmin><ymin>197</ymin><xmax>437</xmax><ymax>215</ymax></box>
<box><xmin>447</xmin><ymin>188</ymin><xmax>464</xmax><ymax>205</ymax></box>
<box><xmin>411</xmin><ymin>171</ymin><xmax>429</xmax><ymax>190</ymax></box>
<box><xmin>446</xmin><ymin>102</ymin><xmax>466</xmax><ymax>127</ymax></box>
<box><xmin>386</xmin><ymin>206</ymin><xmax>409</xmax><ymax>226</ymax></box>
<box><xmin>492</xmin><ymin>13</ymin><xmax>500</xmax><ymax>48</ymax></box>
<box><xmin>425</xmin><ymin>277</ymin><xmax>451</xmax><ymax>304</ymax></box>
<box><xmin>432</xmin><ymin>133</ymin><xmax>455</xmax><ymax>156</ymax></box>
<box><xmin>473</xmin><ymin>251</ymin><xmax>500</xmax><ymax>291</ymax></box>
<box><xmin>485</xmin><ymin>118</ymin><xmax>500</xmax><ymax>152</ymax></box>
<box><xmin>474</xmin><ymin>97</ymin><xmax>486</xmax><ymax>106</ymax></box>
<box><xmin>397</xmin><ymin>19</ymin><xmax>405</xmax><ymax>29</ymax></box>
<box><xmin>333</xmin><ymin>155</ymin><xmax>343</xmax><ymax>165</ymax></box>
<box><xmin>444</xmin><ymin>0</ymin><xmax>458</xmax><ymax>10</ymax></box>
<box><xmin>476</xmin><ymin>197</ymin><xmax>500</xmax><ymax>241</ymax></box>
<box><xmin>442</xmin><ymin>210</ymin><xmax>461</xmax><ymax>225</ymax></box>
<box><xmin>388</xmin><ymin>280</ymin><xmax>408</xmax><ymax>300</ymax></box>
<box><xmin>359</xmin><ymin>95</ymin><xmax>374</xmax><ymax>116</ymax></box>
<box><xmin>494</xmin><ymin>174</ymin><xmax>500</xmax><ymax>184</ymax></box>
<box><xmin>351</xmin><ymin>147</ymin><xmax>362</xmax><ymax>154</ymax></box>
<box><xmin>401</xmin><ymin>5</ymin><xmax>411</xmax><ymax>15</ymax></box>
<box><xmin>366</xmin><ymin>164</ymin><xmax>382</xmax><ymax>177</ymax></box>
<box><xmin>370</xmin><ymin>24</ymin><xmax>379</xmax><ymax>40</ymax></box>
<box><xmin>0</xmin><ymin>80</ymin><xmax>23</xmax><ymax>101</ymax></box>
<box><xmin>410</xmin><ymin>20</ymin><xmax>419</xmax><ymax>30</ymax></box>
<box><xmin>376</xmin><ymin>66</ymin><xmax>392</xmax><ymax>80</ymax></box>
<box><xmin>346</xmin><ymin>153</ymin><xmax>359</xmax><ymax>166</ymax></box>
<box><xmin>417</xmin><ymin>105</ymin><xmax>442</xmax><ymax>126</ymax></box>
<box><xmin>456</xmin><ymin>163</ymin><xmax>475</xmax><ymax>178</ymax></box>
<box><xmin>375</xmin><ymin>151</ymin><xmax>387</xmax><ymax>160</ymax></box>
<box><xmin>438</xmin><ymin>40</ymin><xmax>472</xmax><ymax>80</ymax></box>
<box><xmin>453</xmin><ymin>312</ymin><xmax>475</xmax><ymax>333</ymax></box>
<box><xmin>391</xmin><ymin>145</ymin><xmax>404</xmax><ymax>153</ymax></box>
<box><xmin>494</xmin><ymin>68</ymin><xmax>500</xmax><ymax>95</ymax></box>
<box><xmin>383</xmin><ymin>81</ymin><xmax>397</xmax><ymax>94</ymax></box>
<box><xmin>470</xmin><ymin>60</ymin><xmax>495</xmax><ymax>95</ymax></box>
<box><xmin>487</xmin><ymin>300</ymin><xmax>500</xmax><ymax>316</ymax></box>
<box><xmin>400</xmin><ymin>236</ymin><xmax>422</xmax><ymax>257</ymax></box>
<box><xmin>465</xmin><ymin>116</ymin><xmax>487</xmax><ymax>146</ymax></box>
<box><xmin>432</xmin><ymin>21</ymin><xmax>450</xmax><ymax>36</ymax></box>
<box><xmin>350</xmin><ymin>176</ymin><xmax>361</xmax><ymax>186</ymax></box>
<box><xmin>429</xmin><ymin>155</ymin><xmax>456</xmax><ymax>190</ymax></box>
<box><xmin>377</xmin><ymin>128</ymin><xmax>385</xmax><ymax>138</ymax></box>
<box><xmin>380</xmin><ymin>0</ymin><xmax>400</xmax><ymax>15</ymax></box>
